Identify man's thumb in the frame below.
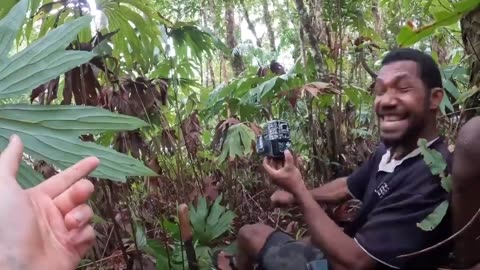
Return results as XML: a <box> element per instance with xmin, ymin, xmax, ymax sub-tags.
<box><xmin>284</xmin><ymin>149</ymin><xmax>294</xmax><ymax>167</ymax></box>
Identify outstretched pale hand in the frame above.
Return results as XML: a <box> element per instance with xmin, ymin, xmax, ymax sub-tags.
<box><xmin>0</xmin><ymin>135</ymin><xmax>99</xmax><ymax>270</ymax></box>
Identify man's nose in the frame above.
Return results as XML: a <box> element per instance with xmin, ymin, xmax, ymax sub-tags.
<box><xmin>378</xmin><ymin>89</ymin><xmax>398</xmax><ymax>107</ymax></box>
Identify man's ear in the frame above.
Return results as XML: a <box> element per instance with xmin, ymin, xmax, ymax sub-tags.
<box><xmin>429</xmin><ymin>87</ymin><xmax>444</xmax><ymax>110</ymax></box>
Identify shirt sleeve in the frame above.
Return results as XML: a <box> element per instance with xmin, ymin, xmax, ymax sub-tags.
<box><xmin>352</xmin><ymin>167</ymin><xmax>450</xmax><ymax>269</ymax></box>
<box><xmin>346</xmin><ymin>145</ymin><xmax>384</xmax><ymax>200</ymax></box>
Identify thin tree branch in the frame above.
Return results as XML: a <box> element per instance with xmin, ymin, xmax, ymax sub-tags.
<box><xmin>398</xmin><ymin>208</ymin><xmax>480</xmax><ymax>259</ymax></box>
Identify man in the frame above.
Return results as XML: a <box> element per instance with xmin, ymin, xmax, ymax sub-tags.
<box><xmin>216</xmin><ymin>48</ymin><xmax>452</xmax><ymax>270</ymax></box>
<box><xmin>0</xmin><ymin>135</ymin><xmax>98</xmax><ymax>270</ymax></box>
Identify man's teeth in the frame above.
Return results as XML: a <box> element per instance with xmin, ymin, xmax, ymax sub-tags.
<box><xmin>383</xmin><ymin>116</ymin><xmax>403</xmax><ymax>121</ymax></box>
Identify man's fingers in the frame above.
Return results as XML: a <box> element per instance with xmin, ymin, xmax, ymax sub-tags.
<box><xmin>35</xmin><ymin>157</ymin><xmax>99</xmax><ymax>198</ymax></box>
<box><xmin>263</xmin><ymin>157</ymin><xmax>278</xmax><ymax>177</ymax></box>
<box><xmin>284</xmin><ymin>150</ymin><xmax>295</xmax><ymax>168</ymax></box>
<box><xmin>0</xmin><ymin>135</ymin><xmax>23</xmax><ymax>180</ymax></box>
<box><xmin>54</xmin><ymin>179</ymin><xmax>94</xmax><ymax>216</ymax></box>
<box><xmin>64</xmin><ymin>204</ymin><xmax>94</xmax><ymax>231</ymax></box>
<box><xmin>69</xmin><ymin>225</ymin><xmax>96</xmax><ymax>258</ymax></box>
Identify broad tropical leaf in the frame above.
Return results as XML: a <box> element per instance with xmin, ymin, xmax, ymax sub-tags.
<box><xmin>396</xmin><ymin>0</ymin><xmax>480</xmax><ymax>46</ymax></box>
<box><xmin>18</xmin><ymin>160</ymin><xmax>44</xmax><ymax>189</ymax></box>
<box><xmin>217</xmin><ymin>123</ymin><xmax>256</xmax><ymax>163</ymax></box>
<box><xmin>0</xmin><ymin>1</ymin><xmax>156</xmax><ymax>186</ymax></box>
<box><xmin>0</xmin><ymin>0</ymin><xmax>26</xmax><ymax>58</ymax></box>
<box><xmin>417</xmin><ymin>200</ymin><xmax>449</xmax><ymax>231</ymax></box>
<box><xmin>418</xmin><ymin>138</ymin><xmax>447</xmax><ymax>176</ymax></box>
<box><xmin>0</xmin><ymin>105</ymin><xmax>148</xmax><ymax>135</ymax></box>
<box><xmin>0</xmin><ymin>105</ymin><xmax>156</xmax><ymax>182</ymax></box>
<box><xmin>189</xmin><ymin>195</ymin><xmax>236</xmax><ymax>246</ymax></box>
<box><xmin>0</xmin><ymin>1</ymin><xmax>95</xmax><ymax>99</ymax></box>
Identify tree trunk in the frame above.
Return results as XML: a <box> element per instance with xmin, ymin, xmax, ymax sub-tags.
<box><xmin>461</xmin><ymin>7</ymin><xmax>480</xmax><ymax>123</ymax></box>
<box><xmin>293</xmin><ymin>0</ymin><xmax>326</xmax><ymax>79</ymax></box>
<box><xmin>294</xmin><ymin>0</ymin><xmax>342</xmax><ymax>181</ymax></box>
<box><xmin>262</xmin><ymin>0</ymin><xmax>276</xmax><ymax>51</ymax></box>
<box><xmin>225</xmin><ymin>0</ymin><xmax>245</xmax><ymax>76</ymax></box>
<box><xmin>239</xmin><ymin>0</ymin><xmax>261</xmax><ymax>47</ymax></box>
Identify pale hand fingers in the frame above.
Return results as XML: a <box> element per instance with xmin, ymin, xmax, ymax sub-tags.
<box><xmin>0</xmin><ymin>135</ymin><xmax>23</xmax><ymax>180</ymax></box>
<box><xmin>35</xmin><ymin>157</ymin><xmax>99</xmax><ymax>198</ymax></box>
<box><xmin>68</xmin><ymin>225</ymin><xmax>96</xmax><ymax>258</ymax></box>
<box><xmin>64</xmin><ymin>203</ymin><xmax>94</xmax><ymax>231</ymax></box>
<box><xmin>54</xmin><ymin>179</ymin><xmax>94</xmax><ymax>216</ymax></box>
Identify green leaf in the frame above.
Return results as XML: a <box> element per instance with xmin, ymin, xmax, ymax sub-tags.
<box><xmin>18</xmin><ymin>160</ymin><xmax>44</xmax><ymax>189</ymax></box>
<box><xmin>0</xmin><ymin>104</ymin><xmax>156</xmax><ymax>182</ymax></box>
<box><xmin>443</xmin><ymin>79</ymin><xmax>460</xmax><ymax>99</ymax></box>
<box><xmin>0</xmin><ymin>0</ymin><xmax>18</xmax><ymax>19</ymax></box>
<box><xmin>145</xmin><ymin>239</ymin><xmax>171</xmax><ymax>270</ymax></box>
<box><xmin>397</xmin><ymin>0</ymin><xmax>479</xmax><ymax>46</ymax></box>
<box><xmin>134</xmin><ymin>222</ymin><xmax>148</xmax><ymax>250</ymax></box>
<box><xmin>217</xmin><ymin>123</ymin><xmax>256</xmax><ymax>163</ymax></box>
<box><xmin>0</xmin><ymin>0</ymin><xmax>27</xmax><ymax>58</ymax></box>
<box><xmin>417</xmin><ymin>200</ymin><xmax>449</xmax><ymax>231</ymax></box>
<box><xmin>418</xmin><ymin>138</ymin><xmax>447</xmax><ymax>175</ymax></box>
<box><xmin>189</xmin><ymin>194</ymin><xmax>235</xmax><ymax>245</ymax></box>
<box><xmin>455</xmin><ymin>86</ymin><xmax>480</xmax><ymax>105</ymax></box>
<box><xmin>397</xmin><ymin>24</ymin><xmax>436</xmax><ymax>47</ymax></box>
<box><xmin>0</xmin><ymin>15</ymin><xmax>95</xmax><ymax>99</ymax></box>
<box><xmin>441</xmin><ymin>174</ymin><xmax>452</xmax><ymax>193</ymax></box>
<box><xmin>0</xmin><ymin>105</ymin><xmax>148</xmax><ymax>136</ymax></box>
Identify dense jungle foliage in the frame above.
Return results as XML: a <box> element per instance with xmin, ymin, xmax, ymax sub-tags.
<box><xmin>0</xmin><ymin>0</ymin><xmax>479</xmax><ymax>269</ymax></box>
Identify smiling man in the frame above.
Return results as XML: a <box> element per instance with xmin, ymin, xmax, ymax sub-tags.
<box><xmin>215</xmin><ymin>48</ymin><xmax>453</xmax><ymax>270</ymax></box>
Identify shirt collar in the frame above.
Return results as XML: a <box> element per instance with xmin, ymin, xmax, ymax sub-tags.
<box><xmin>378</xmin><ymin>137</ymin><xmax>439</xmax><ymax>173</ymax></box>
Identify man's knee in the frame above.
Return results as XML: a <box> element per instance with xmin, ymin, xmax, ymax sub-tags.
<box><xmin>237</xmin><ymin>223</ymin><xmax>274</xmax><ymax>255</ymax></box>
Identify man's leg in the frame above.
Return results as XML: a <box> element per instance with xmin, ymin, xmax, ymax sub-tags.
<box><xmin>236</xmin><ymin>223</ymin><xmax>275</xmax><ymax>270</ymax></box>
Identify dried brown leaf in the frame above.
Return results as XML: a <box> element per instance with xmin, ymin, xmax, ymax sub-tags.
<box><xmin>302</xmin><ymin>82</ymin><xmax>339</xmax><ymax>97</ymax></box>
<box><xmin>181</xmin><ymin>111</ymin><xmax>202</xmax><ymax>157</ymax></box>
<box><xmin>33</xmin><ymin>160</ymin><xmax>57</xmax><ymax>179</ymax></box>
<box><xmin>160</xmin><ymin>128</ymin><xmax>177</xmax><ymax>154</ymax></box>
<box><xmin>113</xmin><ymin>131</ymin><xmax>149</xmax><ymax>160</ymax></box>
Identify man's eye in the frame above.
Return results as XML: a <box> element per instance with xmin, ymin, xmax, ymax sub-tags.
<box><xmin>374</xmin><ymin>87</ymin><xmax>385</xmax><ymax>95</ymax></box>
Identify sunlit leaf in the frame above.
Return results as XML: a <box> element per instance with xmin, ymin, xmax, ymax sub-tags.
<box><xmin>397</xmin><ymin>0</ymin><xmax>479</xmax><ymax>46</ymax></box>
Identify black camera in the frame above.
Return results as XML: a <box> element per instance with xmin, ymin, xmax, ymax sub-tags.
<box><xmin>256</xmin><ymin>120</ymin><xmax>292</xmax><ymax>159</ymax></box>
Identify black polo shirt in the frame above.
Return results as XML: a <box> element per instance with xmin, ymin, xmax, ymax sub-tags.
<box><xmin>344</xmin><ymin>137</ymin><xmax>452</xmax><ymax>269</ymax></box>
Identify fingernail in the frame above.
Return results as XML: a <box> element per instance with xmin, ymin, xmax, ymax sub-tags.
<box><xmin>74</xmin><ymin>211</ymin><xmax>86</xmax><ymax>226</ymax></box>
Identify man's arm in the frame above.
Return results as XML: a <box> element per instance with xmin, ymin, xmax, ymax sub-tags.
<box><xmin>294</xmin><ymin>186</ymin><xmax>376</xmax><ymax>270</ymax></box>
<box><xmin>263</xmin><ymin>152</ymin><xmax>376</xmax><ymax>270</ymax></box>
<box><xmin>310</xmin><ymin>177</ymin><xmax>350</xmax><ymax>204</ymax></box>
<box><xmin>271</xmin><ymin>177</ymin><xmax>351</xmax><ymax>207</ymax></box>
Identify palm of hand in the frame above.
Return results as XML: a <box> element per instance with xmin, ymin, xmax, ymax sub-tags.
<box><xmin>263</xmin><ymin>150</ymin><xmax>305</xmax><ymax>194</ymax></box>
<box><xmin>0</xmin><ymin>135</ymin><xmax>98</xmax><ymax>270</ymax></box>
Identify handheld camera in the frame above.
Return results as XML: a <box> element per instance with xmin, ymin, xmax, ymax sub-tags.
<box><xmin>256</xmin><ymin>120</ymin><xmax>292</xmax><ymax>159</ymax></box>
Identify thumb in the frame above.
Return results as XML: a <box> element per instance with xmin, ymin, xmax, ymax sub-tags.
<box><xmin>284</xmin><ymin>150</ymin><xmax>295</xmax><ymax>168</ymax></box>
<box><xmin>0</xmin><ymin>135</ymin><xmax>23</xmax><ymax>179</ymax></box>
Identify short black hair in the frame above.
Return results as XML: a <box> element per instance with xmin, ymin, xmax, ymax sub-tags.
<box><xmin>381</xmin><ymin>48</ymin><xmax>443</xmax><ymax>90</ymax></box>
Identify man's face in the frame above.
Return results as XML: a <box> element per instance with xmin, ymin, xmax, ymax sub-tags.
<box><xmin>374</xmin><ymin>60</ymin><xmax>429</xmax><ymax>147</ymax></box>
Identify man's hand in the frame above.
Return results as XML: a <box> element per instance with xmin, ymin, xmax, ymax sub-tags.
<box><xmin>0</xmin><ymin>135</ymin><xmax>99</xmax><ymax>270</ymax></box>
<box><xmin>263</xmin><ymin>150</ymin><xmax>307</xmax><ymax>196</ymax></box>
<box><xmin>270</xmin><ymin>190</ymin><xmax>295</xmax><ymax>208</ymax></box>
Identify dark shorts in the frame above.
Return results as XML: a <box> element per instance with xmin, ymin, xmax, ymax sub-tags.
<box><xmin>256</xmin><ymin>230</ymin><xmax>329</xmax><ymax>270</ymax></box>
